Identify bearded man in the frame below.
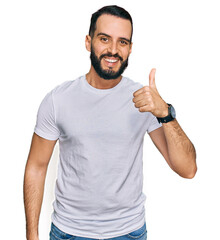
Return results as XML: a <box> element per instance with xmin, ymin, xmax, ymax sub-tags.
<box><xmin>24</xmin><ymin>5</ymin><xmax>197</xmax><ymax>240</ymax></box>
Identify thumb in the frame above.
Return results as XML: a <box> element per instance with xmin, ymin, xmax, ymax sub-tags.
<box><xmin>149</xmin><ymin>68</ymin><xmax>156</xmax><ymax>88</ymax></box>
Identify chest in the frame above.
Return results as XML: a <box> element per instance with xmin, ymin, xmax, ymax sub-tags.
<box><xmin>56</xmin><ymin>94</ymin><xmax>147</xmax><ymax>143</ymax></box>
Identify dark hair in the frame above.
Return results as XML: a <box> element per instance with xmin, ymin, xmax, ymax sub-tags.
<box><xmin>89</xmin><ymin>5</ymin><xmax>133</xmax><ymax>42</ymax></box>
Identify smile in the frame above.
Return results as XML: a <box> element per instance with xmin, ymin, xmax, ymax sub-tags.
<box><xmin>104</xmin><ymin>58</ymin><xmax>119</xmax><ymax>63</ymax></box>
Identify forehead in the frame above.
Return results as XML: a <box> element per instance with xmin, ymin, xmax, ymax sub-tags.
<box><xmin>95</xmin><ymin>14</ymin><xmax>132</xmax><ymax>39</ymax></box>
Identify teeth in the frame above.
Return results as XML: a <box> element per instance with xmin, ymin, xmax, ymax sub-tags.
<box><xmin>105</xmin><ymin>58</ymin><xmax>118</xmax><ymax>63</ymax></box>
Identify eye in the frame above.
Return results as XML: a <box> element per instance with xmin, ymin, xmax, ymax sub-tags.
<box><xmin>120</xmin><ymin>40</ymin><xmax>128</xmax><ymax>46</ymax></box>
<box><xmin>100</xmin><ymin>37</ymin><xmax>108</xmax><ymax>43</ymax></box>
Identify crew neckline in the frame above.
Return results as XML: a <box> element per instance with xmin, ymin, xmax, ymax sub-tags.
<box><xmin>82</xmin><ymin>74</ymin><xmax>126</xmax><ymax>94</ymax></box>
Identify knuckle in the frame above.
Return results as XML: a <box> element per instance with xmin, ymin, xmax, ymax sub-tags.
<box><xmin>144</xmin><ymin>91</ymin><xmax>150</xmax><ymax>96</ymax></box>
<box><xmin>139</xmin><ymin>107</ymin><xmax>143</xmax><ymax>112</ymax></box>
<box><xmin>135</xmin><ymin>102</ymin><xmax>140</xmax><ymax>108</ymax></box>
<box><xmin>143</xmin><ymin>86</ymin><xmax>149</xmax><ymax>92</ymax></box>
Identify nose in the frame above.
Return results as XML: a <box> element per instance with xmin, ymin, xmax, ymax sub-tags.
<box><xmin>108</xmin><ymin>41</ymin><xmax>118</xmax><ymax>55</ymax></box>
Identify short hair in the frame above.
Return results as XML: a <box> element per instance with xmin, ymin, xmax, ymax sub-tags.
<box><xmin>89</xmin><ymin>5</ymin><xmax>133</xmax><ymax>42</ymax></box>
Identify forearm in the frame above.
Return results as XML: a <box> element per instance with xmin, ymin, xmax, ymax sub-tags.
<box><xmin>162</xmin><ymin>119</ymin><xmax>197</xmax><ymax>178</ymax></box>
<box><xmin>23</xmin><ymin>163</ymin><xmax>47</xmax><ymax>240</ymax></box>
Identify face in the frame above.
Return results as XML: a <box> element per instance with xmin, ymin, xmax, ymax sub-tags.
<box><xmin>86</xmin><ymin>14</ymin><xmax>133</xmax><ymax>80</ymax></box>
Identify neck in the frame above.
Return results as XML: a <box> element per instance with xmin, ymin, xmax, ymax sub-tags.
<box><xmin>86</xmin><ymin>66</ymin><xmax>122</xmax><ymax>90</ymax></box>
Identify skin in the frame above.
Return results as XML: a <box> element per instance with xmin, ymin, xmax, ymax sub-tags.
<box><xmin>85</xmin><ymin>14</ymin><xmax>133</xmax><ymax>89</ymax></box>
<box><xmin>23</xmin><ymin>134</ymin><xmax>57</xmax><ymax>240</ymax></box>
<box><xmin>86</xmin><ymin>14</ymin><xmax>197</xmax><ymax>177</ymax></box>
<box><xmin>133</xmin><ymin>69</ymin><xmax>197</xmax><ymax>177</ymax></box>
<box><xmin>23</xmin><ymin>13</ymin><xmax>197</xmax><ymax>240</ymax></box>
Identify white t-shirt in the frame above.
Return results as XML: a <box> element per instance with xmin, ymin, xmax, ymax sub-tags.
<box><xmin>34</xmin><ymin>74</ymin><xmax>162</xmax><ymax>239</ymax></box>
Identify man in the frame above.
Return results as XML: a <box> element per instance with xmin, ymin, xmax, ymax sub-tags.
<box><xmin>23</xmin><ymin>5</ymin><xmax>197</xmax><ymax>240</ymax></box>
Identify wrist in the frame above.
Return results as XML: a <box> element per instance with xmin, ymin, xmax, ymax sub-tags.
<box><xmin>157</xmin><ymin>103</ymin><xmax>176</xmax><ymax>123</ymax></box>
<box><xmin>26</xmin><ymin>232</ymin><xmax>39</xmax><ymax>240</ymax></box>
<box><xmin>27</xmin><ymin>237</ymin><xmax>39</xmax><ymax>240</ymax></box>
<box><xmin>161</xmin><ymin>103</ymin><xmax>169</xmax><ymax>118</ymax></box>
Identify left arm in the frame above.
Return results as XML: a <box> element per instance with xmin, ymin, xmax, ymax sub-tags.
<box><xmin>149</xmin><ymin>120</ymin><xmax>197</xmax><ymax>178</ymax></box>
<box><xmin>133</xmin><ymin>68</ymin><xmax>197</xmax><ymax>178</ymax></box>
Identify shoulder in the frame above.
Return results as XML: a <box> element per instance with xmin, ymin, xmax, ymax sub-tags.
<box><xmin>47</xmin><ymin>76</ymin><xmax>83</xmax><ymax>101</ymax></box>
<box><xmin>122</xmin><ymin>75</ymin><xmax>143</xmax><ymax>92</ymax></box>
<box><xmin>52</xmin><ymin>76</ymin><xmax>82</xmax><ymax>95</ymax></box>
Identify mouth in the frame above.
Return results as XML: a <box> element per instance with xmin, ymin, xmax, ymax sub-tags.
<box><xmin>104</xmin><ymin>57</ymin><xmax>119</xmax><ymax>63</ymax></box>
<box><xmin>103</xmin><ymin>57</ymin><xmax>119</xmax><ymax>67</ymax></box>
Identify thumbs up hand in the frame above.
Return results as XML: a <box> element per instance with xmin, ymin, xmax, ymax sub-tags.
<box><xmin>133</xmin><ymin>68</ymin><xmax>169</xmax><ymax>118</ymax></box>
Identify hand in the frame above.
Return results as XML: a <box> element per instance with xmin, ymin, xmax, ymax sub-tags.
<box><xmin>132</xmin><ymin>68</ymin><xmax>169</xmax><ymax>118</ymax></box>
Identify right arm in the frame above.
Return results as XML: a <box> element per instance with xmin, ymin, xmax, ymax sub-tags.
<box><xmin>23</xmin><ymin>133</ymin><xmax>57</xmax><ymax>240</ymax></box>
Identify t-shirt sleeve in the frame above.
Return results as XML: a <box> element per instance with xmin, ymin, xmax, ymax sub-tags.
<box><xmin>146</xmin><ymin>112</ymin><xmax>162</xmax><ymax>134</ymax></box>
<box><xmin>34</xmin><ymin>90</ymin><xmax>60</xmax><ymax>140</ymax></box>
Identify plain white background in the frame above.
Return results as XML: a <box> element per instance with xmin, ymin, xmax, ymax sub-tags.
<box><xmin>0</xmin><ymin>0</ymin><xmax>219</xmax><ymax>239</ymax></box>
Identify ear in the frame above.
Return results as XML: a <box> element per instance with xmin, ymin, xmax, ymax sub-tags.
<box><xmin>85</xmin><ymin>35</ymin><xmax>91</xmax><ymax>52</ymax></box>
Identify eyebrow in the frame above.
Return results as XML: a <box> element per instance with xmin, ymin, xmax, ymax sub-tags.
<box><xmin>97</xmin><ymin>32</ymin><xmax>131</xmax><ymax>43</ymax></box>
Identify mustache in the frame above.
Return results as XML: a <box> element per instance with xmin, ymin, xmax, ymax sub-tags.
<box><xmin>100</xmin><ymin>53</ymin><xmax>123</xmax><ymax>62</ymax></box>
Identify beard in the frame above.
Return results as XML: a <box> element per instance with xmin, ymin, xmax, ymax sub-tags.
<box><xmin>90</xmin><ymin>44</ymin><xmax>129</xmax><ymax>80</ymax></box>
